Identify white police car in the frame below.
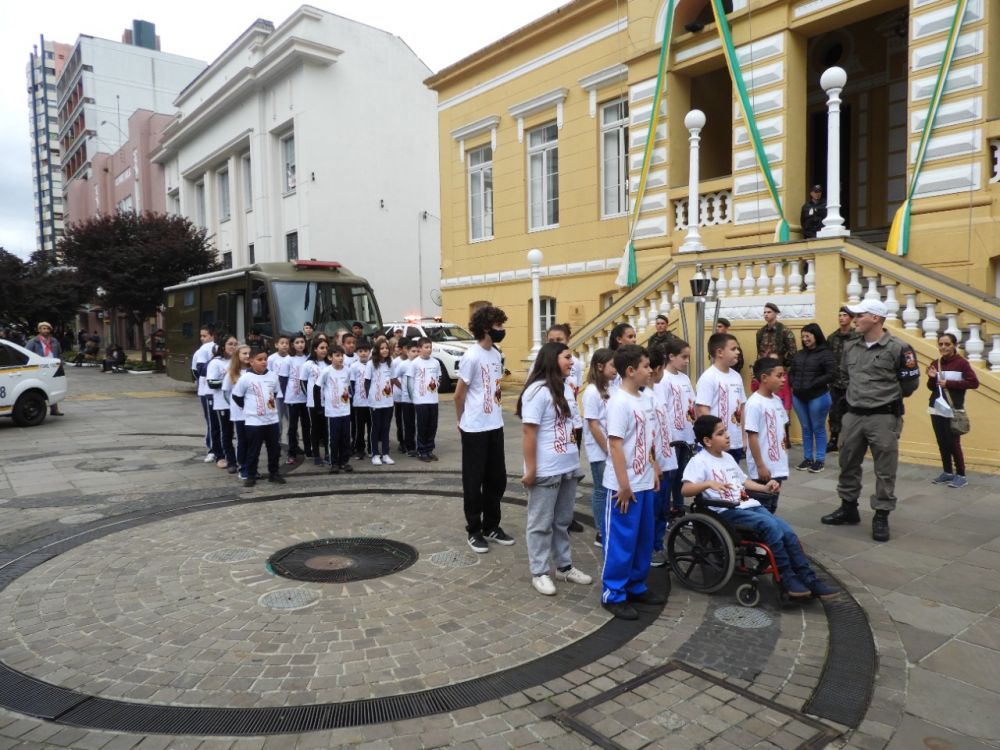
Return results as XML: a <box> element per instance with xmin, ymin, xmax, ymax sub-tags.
<box><xmin>0</xmin><ymin>339</ymin><xmax>67</xmax><ymax>426</ymax></box>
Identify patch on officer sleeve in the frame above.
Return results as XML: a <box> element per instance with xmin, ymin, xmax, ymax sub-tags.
<box><xmin>903</xmin><ymin>350</ymin><xmax>917</xmax><ymax>370</ymax></box>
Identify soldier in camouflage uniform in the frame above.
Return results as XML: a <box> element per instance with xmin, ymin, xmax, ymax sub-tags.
<box><xmin>821</xmin><ymin>300</ymin><xmax>920</xmax><ymax>542</ymax></box>
<box><xmin>755</xmin><ymin>303</ymin><xmax>796</xmax><ymax>413</ymax></box>
<box><xmin>826</xmin><ymin>306</ymin><xmax>860</xmax><ymax>453</ymax></box>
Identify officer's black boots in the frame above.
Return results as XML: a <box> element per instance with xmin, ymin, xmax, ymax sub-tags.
<box><xmin>826</xmin><ymin>434</ymin><xmax>839</xmax><ymax>453</ymax></box>
<box><xmin>872</xmin><ymin>510</ymin><xmax>890</xmax><ymax>542</ymax></box>
<box><xmin>821</xmin><ymin>502</ymin><xmax>861</xmax><ymax>525</ymax></box>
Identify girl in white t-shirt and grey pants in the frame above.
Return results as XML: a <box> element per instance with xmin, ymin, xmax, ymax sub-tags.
<box><xmin>518</xmin><ymin>342</ymin><xmax>593</xmax><ymax>596</ymax></box>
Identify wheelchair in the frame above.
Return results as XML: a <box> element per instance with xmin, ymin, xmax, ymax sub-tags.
<box><xmin>665</xmin><ymin>491</ymin><xmax>791</xmax><ymax>608</ymax></box>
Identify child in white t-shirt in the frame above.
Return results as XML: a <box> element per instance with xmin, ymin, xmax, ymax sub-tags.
<box><xmin>349</xmin><ymin>341</ymin><xmax>372</xmax><ymax>458</ymax></box>
<box><xmin>696</xmin><ymin>332</ymin><xmax>747</xmax><ymax>464</ymax></box>
<box><xmin>399</xmin><ymin>340</ymin><xmax>419</xmax><ymax>456</ymax></box>
<box><xmin>267</xmin><ymin>335</ymin><xmax>290</xmax><ymax>439</ymax></box>
<box><xmin>646</xmin><ymin>347</ymin><xmax>678</xmax><ymax>568</ymax></box>
<box><xmin>410</xmin><ymin>337</ymin><xmax>442</xmax><ymax>461</ymax></box>
<box><xmin>656</xmin><ymin>338</ymin><xmax>697</xmax><ymax>518</ymax></box>
<box><xmin>744</xmin><ymin>358</ymin><xmax>790</xmax><ymax>512</ymax></box>
<box><xmin>278</xmin><ymin>334</ymin><xmax>311</xmax><ymax>463</ymax></box>
<box><xmin>601</xmin><ymin>345</ymin><xmax>665</xmax><ymax>621</ymax></box>
<box><xmin>231</xmin><ymin>348</ymin><xmax>287</xmax><ymax>488</ymax></box>
<box><xmin>581</xmin><ymin>349</ymin><xmax>616</xmax><ymax>547</ymax></box>
<box><xmin>518</xmin><ymin>342</ymin><xmax>593</xmax><ymax>597</ymax></box>
<box><xmin>317</xmin><ymin>344</ymin><xmax>354</xmax><ymax>474</ymax></box>
<box><xmin>682</xmin><ymin>415</ymin><xmax>838</xmax><ymax>600</ymax></box>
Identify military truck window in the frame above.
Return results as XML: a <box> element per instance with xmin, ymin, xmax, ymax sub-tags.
<box><xmin>251</xmin><ymin>280</ymin><xmax>272</xmax><ymax>337</ymax></box>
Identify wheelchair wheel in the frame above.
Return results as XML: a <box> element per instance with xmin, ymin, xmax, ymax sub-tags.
<box><xmin>736</xmin><ymin>583</ymin><xmax>761</xmax><ymax>608</ymax></box>
<box><xmin>666</xmin><ymin>513</ymin><xmax>735</xmax><ymax>593</ymax></box>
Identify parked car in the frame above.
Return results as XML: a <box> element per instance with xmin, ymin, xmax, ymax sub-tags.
<box><xmin>380</xmin><ymin>318</ymin><xmax>505</xmax><ymax>392</ymax></box>
<box><xmin>0</xmin><ymin>339</ymin><xmax>67</xmax><ymax>426</ymax></box>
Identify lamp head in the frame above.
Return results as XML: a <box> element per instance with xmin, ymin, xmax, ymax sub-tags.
<box><xmin>820</xmin><ymin>66</ymin><xmax>847</xmax><ymax>92</ymax></box>
<box><xmin>527</xmin><ymin>248</ymin><xmax>544</xmax><ymax>267</ymax></box>
<box><xmin>684</xmin><ymin>109</ymin><xmax>706</xmax><ymax>131</ymax></box>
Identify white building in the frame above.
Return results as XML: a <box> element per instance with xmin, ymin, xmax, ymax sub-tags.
<box><xmin>152</xmin><ymin>6</ymin><xmax>441</xmax><ymax>321</ymax></box>
<box><xmin>56</xmin><ymin>21</ymin><xmax>207</xmax><ymax>224</ymax></box>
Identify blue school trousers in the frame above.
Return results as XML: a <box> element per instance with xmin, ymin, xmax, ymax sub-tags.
<box><xmin>245</xmin><ymin>423</ymin><xmax>280</xmax><ymax>478</ymax></box>
<box><xmin>652</xmin><ymin>471</ymin><xmax>676</xmax><ymax>552</ymax></box>
<box><xmin>601</xmin><ymin>487</ymin><xmax>655</xmax><ymax>604</ymax></box>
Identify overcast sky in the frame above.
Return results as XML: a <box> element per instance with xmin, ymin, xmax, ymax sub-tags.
<box><xmin>2</xmin><ymin>0</ymin><xmax>566</xmax><ymax>259</ymax></box>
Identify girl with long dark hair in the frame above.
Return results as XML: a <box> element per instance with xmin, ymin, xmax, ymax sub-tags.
<box><xmin>927</xmin><ymin>333</ymin><xmax>979</xmax><ymax>488</ymax></box>
<box><xmin>789</xmin><ymin>323</ymin><xmax>836</xmax><ymax>472</ymax></box>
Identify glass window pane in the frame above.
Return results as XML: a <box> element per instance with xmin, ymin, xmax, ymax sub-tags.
<box><xmin>483</xmin><ymin>167</ymin><xmax>493</xmax><ymax>237</ymax></box>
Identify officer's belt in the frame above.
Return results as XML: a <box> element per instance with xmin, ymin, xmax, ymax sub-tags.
<box><xmin>847</xmin><ymin>403</ymin><xmax>898</xmax><ymax>416</ymax></box>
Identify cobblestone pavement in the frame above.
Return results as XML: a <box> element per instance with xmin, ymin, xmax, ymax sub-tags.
<box><xmin>0</xmin><ymin>367</ymin><xmax>997</xmax><ymax>749</ymax></box>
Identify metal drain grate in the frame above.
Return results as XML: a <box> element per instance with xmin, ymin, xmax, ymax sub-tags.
<box><xmin>267</xmin><ymin>538</ymin><xmax>418</xmax><ymax>584</ymax></box>
<box><xmin>428</xmin><ymin>549</ymin><xmax>480</xmax><ymax>568</ymax></box>
<box><xmin>203</xmin><ymin>548</ymin><xmax>257</xmax><ymax>563</ymax></box>
<box><xmin>258</xmin><ymin>588</ymin><xmax>320</xmax><ymax>611</ymax></box>
<box><xmin>714</xmin><ymin>606</ymin><xmax>773</xmax><ymax>629</ymax></box>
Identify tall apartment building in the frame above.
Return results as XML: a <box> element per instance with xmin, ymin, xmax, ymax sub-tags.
<box><xmin>56</xmin><ymin>21</ymin><xmax>206</xmax><ymax>224</ymax></box>
<box><xmin>26</xmin><ymin>36</ymin><xmax>72</xmax><ymax>259</ymax></box>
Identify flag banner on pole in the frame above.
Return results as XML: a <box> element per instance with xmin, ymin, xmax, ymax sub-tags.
<box><xmin>619</xmin><ymin>0</ymin><xmax>675</xmax><ymax>288</ymax></box>
<box><xmin>887</xmin><ymin>0</ymin><xmax>970</xmax><ymax>257</ymax></box>
<box><xmin>709</xmin><ymin>0</ymin><xmax>789</xmax><ymax>243</ymax></box>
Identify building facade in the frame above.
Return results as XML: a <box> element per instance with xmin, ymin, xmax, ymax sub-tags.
<box><xmin>152</xmin><ymin>7</ymin><xmax>441</xmax><ymax>321</ymax></box>
<box><xmin>428</xmin><ymin>0</ymin><xmax>1000</xmax><ymax>471</ymax></box>
<box><xmin>26</xmin><ymin>36</ymin><xmax>71</xmax><ymax>259</ymax></box>
<box><xmin>56</xmin><ymin>22</ymin><xmax>206</xmax><ymax>223</ymax></box>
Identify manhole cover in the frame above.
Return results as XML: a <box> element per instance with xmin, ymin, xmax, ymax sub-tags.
<box><xmin>713</xmin><ymin>606</ymin><xmax>774</xmax><ymax>629</ymax></box>
<box><xmin>359</xmin><ymin>521</ymin><xmax>404</xmax><ymax>535</ymax></box>
<box><xmin>267</xmin><ymin>538</ymin><xmax>418</xmax><ymax>583</ymax></box>
<box><xmin>258</xmin><ymin>588</ymin><xmax>320</xmax><ymax>611</ymax></box>
<box><xmin>428</xmin><ymin>549</ymin><xmax>480</xmax><ymax>568</ymax></box>
<box><xmin>203</xmin><ymin>548</ymin><xmax>258</xmax><ymax>563</ymax></box>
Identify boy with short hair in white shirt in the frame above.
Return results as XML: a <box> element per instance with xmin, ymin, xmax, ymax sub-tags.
<box><xmin>231</xmin><ymin>348</ymin><xmax>287</xmax><ymax>488</ymax></box>
<box><xmin>399</xmin><ymin>340</ymin><xmax>419</xmax><ymax>456</ymax></box>
<box><xmin>657</xmin><ymin>338</ymin><xmax>697</xmax><ymax>519</ymax></box>
<box><xmin>192</xmin><ymin>326</ymin><xmax>217</xmax><ymax>460</ymax></box>
<box><xmin>601</xmin><ymin>345</ymin><xmax>666</xmax><ymax>621</ymax></box>
<box><xmin>267</xmin><ymin>335</ymin><xmax>290</xmax><ymax>442</ymax></box>
<box><xmin>646</xmin><ymin>347</ymin><xmax>678</xmax><ymax>569</ymax></box>
<box><xmin>350</xmin><ymin>341</ymin><xmax>372</xmax><ymax>459</ymax></box>
<box><xmin>410</xmin><ymin>337</ymin><xmax>442</xmax><ymax>462</ymax></box>
<box><xmin>744</xmin><ymin>357</ymin><xmax>790</xmax><ymax>512</ymax></box>
<box><xmin>318</xmin><ymin>344</ymin><xmax>354</xmax><ymax>474</ymax></box>
<box><xmin>696</xmin><ymin>332</ymin><xmax>747</xmax><ymax>464</ymax></box>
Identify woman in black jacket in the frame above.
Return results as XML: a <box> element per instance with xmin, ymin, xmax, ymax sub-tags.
<box><xmin>789</xmin><ymin>323</ymin><xmax>836</xmax><ymax>473</ymax></box>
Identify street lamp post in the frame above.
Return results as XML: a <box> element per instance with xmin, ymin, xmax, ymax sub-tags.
<box><xmin>818</xmin><ymin>67</ymin><xmax>850</xmax><ymax>238</ymax></box>
<box><xmin>527</xmin><ymin>248</ymin><xmax>544</xmax><ymax>360</ymax></box>
<box><xmin>680</xmin><ymin>109</ymin><xmax>707</xmax><ymax>253</ymax></box>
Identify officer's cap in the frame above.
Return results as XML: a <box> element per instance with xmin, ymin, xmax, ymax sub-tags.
<box><xmin>847</xmin><ymin>299</ymin><xmax>888</xmax><ymax>318</ymax></box>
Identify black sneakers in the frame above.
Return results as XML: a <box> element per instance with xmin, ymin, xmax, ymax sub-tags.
<box><xmin>602</xmin><ymin>601</ymin><xmax>639</xmax><ymax>620</ymax></box>
<box><xmin>821</xmin><ymin>503</ymin><xmax>861</xmax><ymax>525</ymax></box>
<box><xmin>484</xmin><ymin>527</ymin><xmax>515</xmax><ymax>545</ymax></box>
<box><xmin>467</xmin><ymin>533</ymin><xmax>489</xmax><ymax>554</ymax></box>
<box><xmin>872</xmin><ymin>510</ymin><xmax>890</xmax><ymax>542</ymax></box>
<box><xmin>268</xmin><ymin>473</ymin><xmax>286</xmax><ymax>484</ymax></box>
<box><xmin>568</xmin><ymin>519</ymin><xmax>584</xmax><ymax>533</ymax></box>
<box><xmin>627</xmin><ymin>590</ymin><xmax>667</xmax><ymax>606</ymax></box>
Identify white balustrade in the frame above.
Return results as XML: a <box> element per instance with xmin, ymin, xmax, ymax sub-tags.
<box><xmin>846</xmin><ymin>268</ymin><xmax>863</xmax><ymax>303</ymax></box>
<box><xmin>659</xmin><ymin>289</ymin><xmax>671</xmax><ymax>314</ymax></box>
<box><xmin>742</xmin><ymin>265</ymin><xmax>756</xmax><ymax>295</ymax></box>
<box><xmin>902</xmin><ymin>294</ymin><xmax>920</xmax><ymax>330</ymax></box>
<box><xmin>648</xmin><ymin>298</ymin><xmax>658</xmax><ymax>325</ymax></box>
<box><xmin>922</xmin><ymin>303</ymin><xmax>940</xmax><ymax>340</ymax></box>
<box><xmin>884</xmin><ymin>283</ymin><xmax>900</xmax><ymax>321</ymax></box>
<box><xmin>804</xmin><ymin>260</ymin><xmax>816</xmax><ymax>293</ymax></box>
<box><xmin>756</xmin><ymin>264</ymin><xmax>770</xmax><ymax>295</ymax></box>
<box><xmin>990</xmin><ymin>335</ymin><xmax>1000</xmax><ymax>372</ymax></box>
<box><xmin>788</xmin><ymin>261</ymin><xmax>803</xmax><ymax>293</ymax></box>
<box><xmin>628</xmin><ymin>313</ymin><xmax>637</xmax><ymax>330</ymax></box>
<box><xmin>637</xmin><ymin>306</ymin><xmax>648</xmax><ymax>331</ymax></box>
<box><xmin>944</xmin><ymin>314</ymin><xmax>961</xmax><ymax>339</ymax></box>
<box><xmin>864</xmin><ymin>277</ymin><xmax>880</xmax><ymax>301</ymax></box>
<box><xmin>671</xmin><ymin>281</ymin><xmax>681</xmax><ymax>308</ymax></box>
<box><xmin>673</xmin><ymin>190</ymin><xmax>733</xmax><ymax>231</ymax></box>
<box><xmin>772</xmin><ymin>262</ymin><xmax>786</xmax><ymax>295</ymax></box>
<box><xmin>729</xmin><ymin>266</ymin><xmax>741</xmax><ymax>294</ymax></box>
<box><xmin>715</xmin><ymin>266</ymin><xmax>728</xmax><ymax>297</ymax></box>
<box><xmin>966</xmin><ymin>324</ymin><xmax>984</xmax><ymax>362</ymax></box>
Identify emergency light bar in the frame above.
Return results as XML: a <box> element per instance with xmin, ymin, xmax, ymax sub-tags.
<box><xmin>293</xmin><ymin>260</ymin><xmax>342</xmax><ymax>269</ymax></box>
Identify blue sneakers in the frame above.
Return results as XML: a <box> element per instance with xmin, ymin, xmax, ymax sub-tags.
<box><xmin>783</xmin><ymin>575</ymin><xmax>811</xmax><ymax>598</ymax></box>
<box><xmin>948</xmin><ymin>475</ymin><xmax>968</xmax><ymax>489</ymax></box>
<box><xmin>932</xmin><ymin>472</ymin><xmax>955</xmax><ymax>485</ymax></box>
<box><xmin>808</xmin><ymin>579</ymin><xmax>840</xmax><ymax>600</ymax></box>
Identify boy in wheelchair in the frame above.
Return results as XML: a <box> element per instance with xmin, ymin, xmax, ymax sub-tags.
<box><xmin>681</xmin><ymin>415</ymin><xmax>839</xmax><ymax>600</ymax></box>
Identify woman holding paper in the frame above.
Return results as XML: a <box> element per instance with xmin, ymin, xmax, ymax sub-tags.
<box><xmin>926</xmin><ymin>333</ymin><xmax>979</xmax><ymax>489</ymax></box>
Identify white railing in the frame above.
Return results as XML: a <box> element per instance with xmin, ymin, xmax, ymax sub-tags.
<box><xmin>673</xmin><ymin>190</ymin><xmax>732</xmax><ymax>231</ymax></box>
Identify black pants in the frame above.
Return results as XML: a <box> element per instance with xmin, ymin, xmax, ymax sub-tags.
<box><xmin>931</xmin><ymin>414</ymin><xmax>965</xmax><ymax>476</ymax></box>
<box><xmin>210</xmin><ymin>408</ymin><xmax>235</xmax><ymax>465</ymax></box>
<box><xmin>310</xmin><ymin>405</ymin><xmax>327</xmax><ymax>458</ymax></box>
<box><xmin>371</xmin><ymin>407</ymin><xmax>392</xmax><ymax>456</ymax></box>
<box><xmin>352</xmin><ymin>406</ymin><xmax>371</xmax><ymax>455</ymax></box>
<box><xmin>246</xmin><ymin>423</ymin><xmax>281</xmax><ymax>478</ymax></box>
<box><xmin>402</xmin><ymin>403</ymin><xmax>416</xmax><ymax>453</ymax></box>
<box><xmin>394</xmin><ymin>402</ymin><xmax>405</xmax><ymax>448</ymax></box>
<box><xmin>670</xmin><ymin>442</ymin><xmax>694</xmax><ymax>511</ymax></box>
<box><xmin>327</xmin><ymin>415</ymin><xmax>352</xmax><ymax>467</ymax></box>
<box><xmin>287</xmin><ymin>403</ymin><xmax>311</xmax><ymax>458</ymax></box>
<box><xmin>829</xmin><ymin>387</ymin><xmax>847</xmax><ymax>438</ymax></box>
<box><xmin>415</xmin><ymin>404</ymin><xmax>439</xmax><ymax>455</ymax></box>
<box><xmin>461</xmin><ymin>427</ymin><xmax>507</xmax><ymax>535</ymax></box>
<box><xmin>200</xmin><ymin>394</ymin><xmax>213</xmax><ymax>450</ymax></box>
<box><xmin>234</xmin><ymin>420</ymin><xmax>247</xmax><ymax>475</ymax></box>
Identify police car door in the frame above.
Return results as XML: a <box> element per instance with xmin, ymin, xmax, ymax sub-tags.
<box><xmin>0</xmin><ymin>342</ymin><xmax>29</xmax><ymax>414</ymax></box>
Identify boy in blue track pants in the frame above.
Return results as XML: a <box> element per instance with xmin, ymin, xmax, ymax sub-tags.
<box><xmin>601</xmin><ymin>345</ymin><xmax>667</xmax><ymax>621</ymax></box>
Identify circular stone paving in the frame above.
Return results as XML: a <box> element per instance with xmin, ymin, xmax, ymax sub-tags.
<box><xmin>0</xmin><ymin>492</ymin><xmax>609</xmax><ymax>709</ymax></box>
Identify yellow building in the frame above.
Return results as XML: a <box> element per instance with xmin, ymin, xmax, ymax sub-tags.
<box><xmin>426</xmin><ymin>0</ymin><xmax>1000</xmax><ymax>471</ymax></box>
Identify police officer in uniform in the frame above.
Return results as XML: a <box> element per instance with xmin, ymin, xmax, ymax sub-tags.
<box><xmin>821</xmin><ymin>300</ymin><xmax>920</xmax><ymax>541</ymax></box>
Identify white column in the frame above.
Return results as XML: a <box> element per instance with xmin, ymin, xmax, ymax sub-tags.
<box><xmin>966</xmin><ymin>324</ymin><xmax>984</xmax><ymax>362</ymax></box>
<box><xmin>772</xmin><ymin>262</ymin><xmax>786</xmax><ymax>294</ymax></box>
<box><xmin>680</xmin><ymin>110</ymin><xmax>707</xmax><ymax>252</ymax></box>
<box><xmin>818</xmin><ymin>67</ymin><xmax>850</xmax><ymax>239</ymax></box>
<box><xmin>944</xmin><ymin>314</ymin><xmax>961</xmax><ymax>340</ymax></box>
<box><xmin>788</xmin><ymin>261</ymin><xmax>803</xmax><ymax>293</ymax></box>
<box><xmin>922</xmin><ymin>303</ymin><xmax>940</xmax><ymax>340</ymax></box>
<box><xmin>528</xmin><ymin>248</ymin><xmax>543</xmax><ymax>360</ymax></box>
<box><xmin>716</xmin><ymin>266</ymin><xmax>728</xmax><ymax>297</ymax></box>
<box><xmin>902</xmin><ymin>294</ymin><xmax>920</xmax><ymax>330</ymax></box>
<box><xmin>742</xmin><ymin>264</ymin><xmax>756</xmax><ymax>295</ymax></box>
<box><xmin>864</xmin><ymin>276</ymin><xmax>880</xmax><ymax>301</ymax></box>
<box><xmin>804</xmin><ymin>259</ymin><xmax>817</xmax><ymax>292</ymax></box>
<box><xmin>756</xmin><ymin>264</ymin><xmax>770</xmax><ymax>295</ymax></box>
<box><xmin>846</xmin><ymin>268</ymin><xmax>863</xmax><ymax>303</ymax></box>
<box><xmin>884</xmin><ymin>284</ymin><xmax>900</xmax><ymax>321</ymax></box>
<box><xmin>637</xmin><ymin>304</ymin><xmax>649</xmax><ymax>331</ymax></box>
<box><xmin>989</xmin><ymin>334</ymin><xmax>1000</xmax><ymax>372</ymax></box>
<box><xmin>659</xmin><ymin>289</ymin><xmax>671</xmax><ymax>314</ymax></box>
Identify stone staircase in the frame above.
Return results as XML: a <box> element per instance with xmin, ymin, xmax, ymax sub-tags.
<box><xmin>569</xmin><ymin>238</ymin><xmax>1000</xmax><ymax>473</ymax></box>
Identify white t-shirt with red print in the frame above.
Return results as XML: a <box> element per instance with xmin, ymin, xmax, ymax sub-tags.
<box><xmin>743</xmin><ymin>391</ymin><xmax>789</xmax><ymax>480</ymax></box>
<box><xmin>232</xmin><ymin>370</ymin><xmax>281</xmax><ymax>427</ymax></box>
<box><xmin>682</xmin><ymin>449</ymin><xmax>760</xmax><ymax>513</ymax></box>
<box><xmin>318</xmin><ymin>365</ymin><xmax>352</xmax><ymax>418</ymax></box>
<box><xmin>364</xmin><ymin>360</ymin><xmax>394</xmax><ymax>410</ymax></box>
<box><xmin>409</xmin><ymin>357</ymin><xmax>441</xmax><ymax>405</ymax></box>
<box><xmin>695</xmin><ymin>365</ymin><xmax>746</xmax><ymax>449</ymax></box>
<box><xmin>581</xmin><ymin>383</ymin><xmax>609</xmax><ymax>462</ymax></box>
<box><xmin>646</xmin><ymin>387</ymin><xmax>678</xmax><ymax>473</ymax></box>
<box><xmin>349</xmin><ymin>360</ymin><xmax>369</xmax><ymax>408</ymax></box>
<box><xmin>520</xmin><ymin>381</ymin><xmax>579</xmax><ymax>478</ymax></box>
<box><xmin>658</xmin><ymin>370</ymin><xmax>697</xmax><ymax>445</ymax></box>
<box><xmin>602</xmin><ymin>389</ymin><xmax>656</xmax><ymax>493</ymax></box>
<box><xmin>458</xmin><ymin>344</ymin><xmax>504</xmax><ymax>433</ymax></box>
<box><xmin>278</xmin><ymin>354</ymin><xmax>308</xmax><ymax>405</ymax></box>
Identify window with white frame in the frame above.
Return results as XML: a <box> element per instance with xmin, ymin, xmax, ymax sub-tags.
<box><xmin>116</xmin><ymin>194</ymin><xmax>133</xmax><ymax>214</ymax></box>
<box><xmin>601</xmin><ymin>98</ymin><xmax>629</xmax><ymax>217</ymax></box>
<box><xmin>281</xmin><ymin>134</ymin><xmax>296</xmax><ymax>193</ymax></box>
<box><xmin>527</xmin><ymin>123</ymin><xmax>559</xmax><ymax>230</ymax></box>
<box><xmin>286</xmin><ymin>231</ymin><xmax>298</xmax><ymax>261</ymax></box>
<box><xmin>218</xmin><ymin>169</ymin><xmax>231</xmax><ymax>221</ymax></box>
<box><xmin>241</xmin><ymin>153</ymin><xmax>252</xmax><ymax>209</ymax></box>
<box><xmin>194</xmin><ymin>181</ymin><xmax>206</xmax><ymax>228</ymax></box>
<box><xmin>538</xmin><ymin>296</ymin><xmax>556</xmax><ymax>335</ymax></box>
<box><xmin>468</xmin><ymin>145</ymin><xmax>493</xmax><ymax>241</ymax></box>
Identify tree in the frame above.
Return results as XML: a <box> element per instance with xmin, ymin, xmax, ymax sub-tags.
<box><xmin>0</xmin><ymin>248</ymin><xmax>88</xmax><ymax>335</ymax></box>
<box><xmin>59</xmin><ymin>211</ymin><xmax>220</xmax><ymax>360</ymax></box>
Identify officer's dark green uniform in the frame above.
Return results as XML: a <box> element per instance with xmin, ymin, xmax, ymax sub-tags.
<box><xmin>826</xmin><ymin>326</ymin><xmax>860</xmax><ymax>448</ymax></box>
<box><xmin>833</xmin><ymin>330</ymin><xmax>919</xmax><ymax>520</ymax></box>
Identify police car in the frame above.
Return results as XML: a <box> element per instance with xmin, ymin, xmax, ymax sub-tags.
<box><xmin>380</xmin><ymin>317</ymin><xmax>505</xmax><ymax>392</ymax></box>
<box><xmin>0</xmin><ymin>339</ymin><xmax>67</xmax><ymax>426</ymax></box>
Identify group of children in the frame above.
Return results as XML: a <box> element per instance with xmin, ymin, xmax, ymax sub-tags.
<box><xmin>192</xmin><ymin>325</ymin><xmax>442</xmax><ymax>487</ymax></box>
<box><xmin>518</xmin><ymin>322</ymin><xmax>838</xmax><ymax>619</ymax></box>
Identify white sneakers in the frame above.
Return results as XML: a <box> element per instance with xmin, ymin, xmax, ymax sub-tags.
<box><xmin>533</xmin><ymin>567</ymin><xmax>593</xmax><ymax>595</ymax></box>
<box><xmin>555</xmin><ymin>567</ymin><xmax>593</xmax><ymax>585</ymax></box>
<box><xmin>203</xmin><ymin>452</ymin><xmax>216</xmax><ymax>463</ymax></box>
<box><xmin>381</xmin><ymin>455</ymin><xmax>395</xmax><ymax>465</ymax></box>
<box><xmin>371</xmin><ymin>455</ymin><xmax>382</xmax><ymax>465</ymax></box>
<box><xmin>532</xmin><ymin>575</ymin><xmax>556</xmax><ymax>596</ymax></box>
<box><xmin>371</xmin><ymin>455</ymin><xmax>394</xmax><ymax>466</ymax></box>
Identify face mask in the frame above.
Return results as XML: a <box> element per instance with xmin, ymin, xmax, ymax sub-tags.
<box><xmin>489</xmin><ymin>328</ymin><xmax>506</xmax><ymax>343</ymax></box>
